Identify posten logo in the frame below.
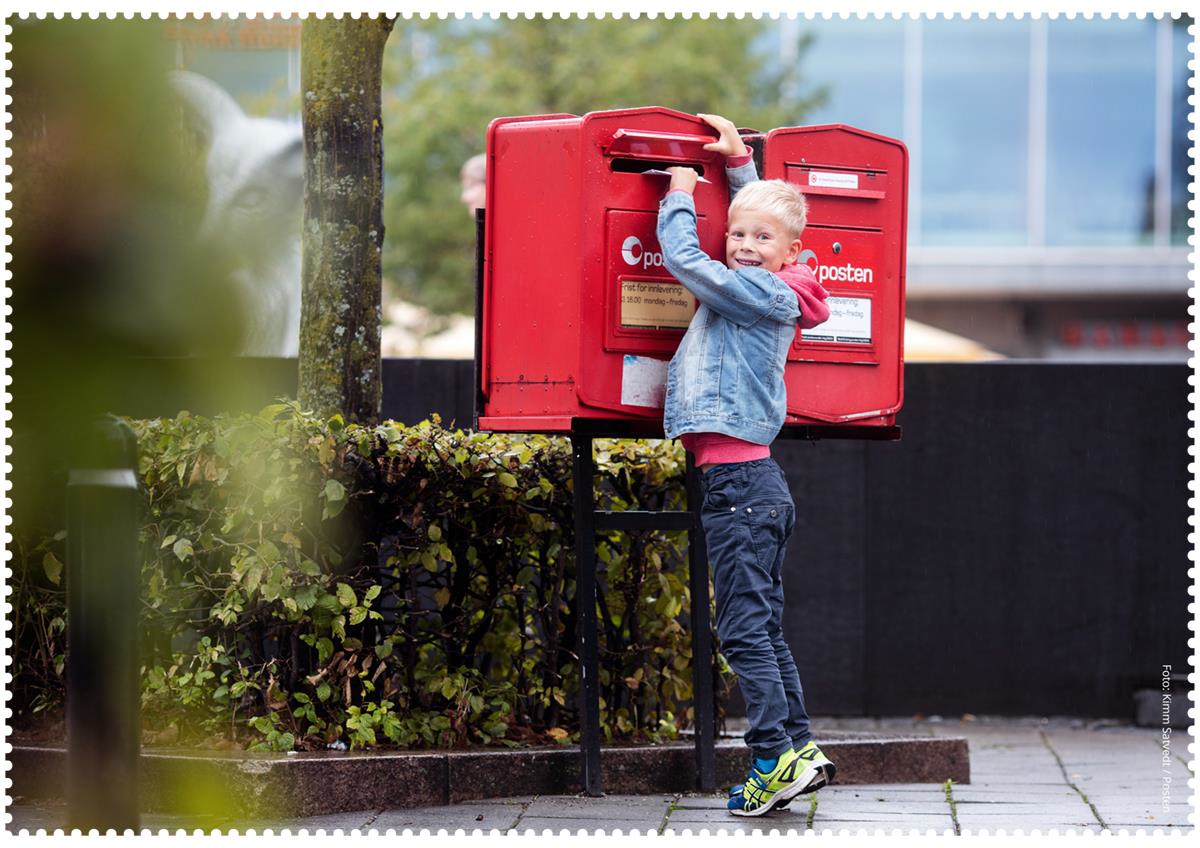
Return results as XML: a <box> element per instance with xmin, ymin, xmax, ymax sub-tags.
<box><xmin>621</xmin><ymin>236</ymin><xmax>666</xmax><ymax>269</ymax></box>
<box><xmin>799</xmin><ymin>248</ymin><xmax>875</xmax><ymax>285</ymax></box>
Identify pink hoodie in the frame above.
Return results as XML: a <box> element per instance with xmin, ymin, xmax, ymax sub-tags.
<box><xmin>776</xmin><ymin>262</ymin><xmax>831</xmax><ymax>329</ymax></box>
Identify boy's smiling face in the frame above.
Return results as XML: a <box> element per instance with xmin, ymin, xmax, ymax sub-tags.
<box><xmin>725</xmin><ymin>208</ymin><xmax>802</xmax><ymax>274</ymax></box>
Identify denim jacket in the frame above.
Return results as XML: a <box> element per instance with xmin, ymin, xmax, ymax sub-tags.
<box><xmin>658</xmin><ymin>161</ymin><xmax>799</xmax><ymax>444</ymax></box>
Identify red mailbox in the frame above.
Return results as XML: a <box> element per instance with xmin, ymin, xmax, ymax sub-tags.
<box><xmin>765</xmin><ymin>125</ymin><xmax>908</xmax><ymax>427</ymax></box>
<box><xmin>477</xmin><ymin>109</ymin><xmax>908</xmax><ymax>435</ymax></box>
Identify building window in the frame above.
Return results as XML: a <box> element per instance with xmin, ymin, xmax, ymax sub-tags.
<box><xmin>800</xmin><ymin>17</ymin><xmax>906</xmax><ymax>139</ymax></box>
<box><xmin>1170</xmin><ymin>15</ymin><xmax>1193</xmax><ymax>245</ymax></box>
<box><xmin>920</xmin><ymin>18</ymin><xmax>1031</xmax><ymax>246</ymax></box>
<box><xmin>1045</xmin><ymin>18</ymin><xmax>1158</xmax><ymax>246</ymax></box>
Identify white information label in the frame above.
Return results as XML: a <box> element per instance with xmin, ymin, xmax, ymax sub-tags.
<box><xmin>620</xmin><ymin>355</ymin><xmax>668</xmax><ymax>408</ymax></box>
<box><xmin>808</xmin><ymin>171</ymin><xmax>860</xmax><ymax>190</ymax></box>
<box><xmin>801</xmin><ymin>296</ymin><xmax>872</xmax><ymax>345</ymax></box>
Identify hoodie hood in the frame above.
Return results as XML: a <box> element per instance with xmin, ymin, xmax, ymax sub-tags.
<box><xmin>776</xmin><ymin>262</ymin><xmax>831</xmax><ymax>329</ymax></box>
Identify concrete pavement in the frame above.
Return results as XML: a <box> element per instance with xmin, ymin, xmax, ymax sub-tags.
<box><xmin>7</xmin><ymin>716</ymin><xmax>1194</xmax><ymax>835</ymax></box>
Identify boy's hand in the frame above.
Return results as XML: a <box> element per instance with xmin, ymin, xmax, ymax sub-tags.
<box><xmin>697</xmin><ymin>113</ymin><xmax>749</xmax><ymax>158</ymax></box>
<box><xmin>666</xmin><ymin>166</ymin><xmax>699</xmax><ymax>195</ymax></box>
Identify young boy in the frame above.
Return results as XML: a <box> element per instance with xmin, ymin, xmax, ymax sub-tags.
<box><xmin>658</xmin><ymin>113</ymin><xmax>835</xmax><ymax>817</ymax></box>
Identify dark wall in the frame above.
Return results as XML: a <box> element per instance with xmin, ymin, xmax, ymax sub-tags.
<box><xmin>782</xmin><ymin>363</ymin><xmax>1191</xmax><ymax>719</ymax></box>
<box><xmin>112</xmin><ymin>359</ymin><xmax>1191</xmax><ymax>718</ymax></box>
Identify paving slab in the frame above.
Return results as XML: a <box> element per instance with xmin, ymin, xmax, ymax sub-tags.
<box><xmin>952</xmin><ymin>801</ymin><xmax>1095</xmax><ymax>815</ymax></box>
<box><xmin>372</xmin><ymin>802</ymin><xmax>528</xmax><ymax>832</ymax></box>
<box><xmin>811</xmin><ymin>823</ymin><xmax>958</xmax><ymax>834</ymax></box>
<box><xmin>951</xmin><ymin>786</ymin><xmax>1081</xmax><ymax>801</ymax></box>
<box><xmin>662</xmin><ymin>821</ymin><xmax>796</xmax><ymax>835</ymax></box>
<box><xmin>509</xmin><ymin>819</ymin><xmax>662</xmax><ymax>835</ymax></box>
<box><xmin>511</xmin><ymin>794</ymin><xmax>675</xmax><ymax>833</ymax></box>
<box><xmin>954</xmin><ymin>812</ymin><xmax>1101</xmax><ymax>828</ymax></box>
<box><xmin>520</xmin><ymin>794</ymin><xmax>674</xmax><ymax>820</ymax></box>
<box><xmin>958</xmin><ymin>825</ymin><xmax>1108</xmax><ymax>835</ymax></box>
<box><xmin>666</xmin><ymin>816</ymin><xmax>812</xmax><ymax>832</ymax></box>
<box><xmin>3</xmin><ymin>800</ymin><xmax>375</xmax><ymax>835</ymax></box>
<box><xmin>815</xmin><ymin>808</ymin><xmax>954</xmax><ymax>822</ymax></box>
<box><xmin>815</xmin><ymin>785</ymin><xmax>949</xmax><ymax>812</ymax></box>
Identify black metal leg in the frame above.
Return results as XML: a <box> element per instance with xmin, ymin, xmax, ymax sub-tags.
<box><xmin>67</xmin><ymin>466</ymin><xmax>141</xmax><ymax>832</ymax></box>
<box><xmin>571</xmin><ymin>433</ymin><xmax>603</xmax><ymax>796</ymax></box>
<box><xmin>685</xmin><ymin>452</ymin><xmax>717</xmax><ymax>791</ymax></box>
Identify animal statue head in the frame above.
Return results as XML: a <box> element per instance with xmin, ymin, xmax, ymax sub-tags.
<box><xmin>170</xmin><ymin>70</ymin><xmax>303</xmax><ymax>357</ymax></box>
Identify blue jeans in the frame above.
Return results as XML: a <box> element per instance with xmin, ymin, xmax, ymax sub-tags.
<box><xmin>700</xmin><ymin>457</ymin><xmax>812</xmax><ymax>760</ymax></box>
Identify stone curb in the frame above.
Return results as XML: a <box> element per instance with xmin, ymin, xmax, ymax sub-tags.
<box><xmin>11</xmin><ymin>734</ymin><xmax>969</xmax><ymax>818</ymax></box>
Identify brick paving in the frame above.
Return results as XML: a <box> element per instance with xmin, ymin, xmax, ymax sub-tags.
<box><xmin>7</xmin><ymin>716</ymin><xmax>1194</xmax><ymax>835</ymax></box>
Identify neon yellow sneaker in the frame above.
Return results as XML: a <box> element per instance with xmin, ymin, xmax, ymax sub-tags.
<box><xmin>728</xmin><ymin>747</ymin><xmax>810</xmax><ymax>817</ymax></box>
<box><xmin>727</xmin><ymin>741</ymin><xmax>836</xmax><ymax>811</ymax></box>
<box><xmin>793</xmin><ymin>740</ymin><xmax>837</xmax><ymax>794</ymax></box>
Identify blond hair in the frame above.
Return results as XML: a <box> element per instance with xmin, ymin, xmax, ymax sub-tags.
<box><xmin>728</xmin><ymin>179</ymin><xmax>808</xmax><ymax>239</ymax></box>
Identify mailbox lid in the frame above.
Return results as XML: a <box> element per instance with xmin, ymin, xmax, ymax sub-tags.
<box><xmin>764</xmin><ymin>124</ymin><xmax>908</xmax><ymax>424</ymax></box>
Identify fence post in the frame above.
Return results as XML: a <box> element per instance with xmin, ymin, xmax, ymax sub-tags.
<box><xmin>66</xmin><ymin>416</ymin><xmax>141</xmax><ymax>832</ymax></box>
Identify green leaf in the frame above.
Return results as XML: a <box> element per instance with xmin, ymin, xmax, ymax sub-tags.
<box><xmin>427</xmin><ymin>523</ymin><xmax>442</xmax><ymax>542</ymax></box>
<box><xmin>294</xmin><ymin>584</ymin><xmax>320</xmax><ymax>611</ymax></box>
<box><xmin>172</xmin><ymin>538</ymin><xmax>194</xmax><ymax>562</ymax></box>
<box><xmin>497</xmin><ymin>472</ymin><xmax>518</xmax><ymax>488</ymax></box>
<box><xmin>336</xmin><ymin>582</ymin><xmax>357</xmax><ymax>609</ymax></box>
<box><xmin>257</xmin><ymin>540</ymin><xmax>281</xmax><ymax>564</ymax></box>
<box><xmin>364</xmin><ymin>585</ymin><xmax>382</xmax><ymax>602</ymax></box>
<box><xmin>42</xmin><ymin>552</ymin><xmax>63</xmax><ymax>586</ymax></box>
<box><xmin>349</xmin><ymin>607</ymin><xmax>368</xmax><ymax>626</ymax></box>
<box><xmin>322</xmin><ymin>479</ymin><xmax>347</xmax><ymax>519</ymax></box>
<box><xmin>244</xmin><ymin>563</ymin><xmax>264</xmax><ymax>594</ymax></box>
<box><xmin>316</xmin><ymin>637</ymin><xmax>334</xmax><ymax>665</ymax></box>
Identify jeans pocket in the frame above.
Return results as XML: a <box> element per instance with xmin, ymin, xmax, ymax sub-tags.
<box><xmin>745</xmin><ymin>502</ymin><xmax>794</xmax><ymax>568</ymax></box>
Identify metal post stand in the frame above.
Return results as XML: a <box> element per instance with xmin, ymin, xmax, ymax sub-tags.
<box><xmin>571</xmin><ymin>428</ymin><xmax>717</xmax><ymax>796</ymax></box>
<box><xmin>684</xmin><ymin>451</ymin><xmax>717</xmax><ymax>789</ymax></box>
<box><xmin>571</xmin><ymin>434</ymin><xmax>603</xmax><ymax>796</ymax></box>
<box><xmin>66</xmin><ymin>417</ymin><xmax>141</xmax><ymax>832</ymax></box>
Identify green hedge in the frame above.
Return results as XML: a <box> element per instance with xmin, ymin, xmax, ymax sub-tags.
<box><xmin>11</xmin><ymin>402</ymin><xmax>729</xmax><ymax>751</ymax></box>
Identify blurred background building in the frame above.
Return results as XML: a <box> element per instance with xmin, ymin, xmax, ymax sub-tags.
<box><xmin>788</xmin><ymin>15</ymin><xmax>1193</xmax><ymax>362</ymax></box>
<box><xmin>163</xmin><ymin>14</ymin><xmax>1194</xmax><ymax>362</ymax></box>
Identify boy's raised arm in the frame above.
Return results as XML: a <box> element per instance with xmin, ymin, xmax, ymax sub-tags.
<box><xmin>698</xmin><ymin>112</ymin><xmax>756</xmax><ymax>198</ymax></box>
<box><xmin>698</xmin><ymin>113</ymin><xmax>748</xmax><ymax>158</ymax></box>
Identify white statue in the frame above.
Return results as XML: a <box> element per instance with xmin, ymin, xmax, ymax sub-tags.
<box><xmin>170</xmin><ymin>70</ymin><xmax>303</xmax><ymax>357</ymax></box>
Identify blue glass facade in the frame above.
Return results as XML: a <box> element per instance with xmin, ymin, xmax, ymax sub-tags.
<box><xmin>922</xmin><ymin>18</ymin><xmax>1030</xmax><ymax>246</ymax></box>
<box><xmin>801</xmin><ymin>17</ymin><xmax>905</xmax><ymax>138</ymax></box>
<box><xmin>1045</xmin><ymin>18</ymin><xmax>1158</xmax><ymax>246</ymax></box>
<box><xmin>793</xmin><ymin>15</ymin><xmax>1192</xmax><ymax>250</ymax></box>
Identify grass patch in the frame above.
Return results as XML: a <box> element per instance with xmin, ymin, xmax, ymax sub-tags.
<box><xmin>1039</xmin><ymin>730</ymin><xmax>1107</xmax><ymax>829</ymax></box>
<box><xmin>943</xmin><ymin>778</ymin><xmax>961</xmax><ymax>836</ymax></box>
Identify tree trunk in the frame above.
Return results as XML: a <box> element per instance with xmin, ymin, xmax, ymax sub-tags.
<box><xmin>299</xmin><ymin>15</ymin><xmax>394</xmax><ymax>424</ymax></box>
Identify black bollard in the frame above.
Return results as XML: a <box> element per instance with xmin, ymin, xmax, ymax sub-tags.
<box><xmin>66</xmin><ymin>416</ymin><xmax>142</xmax><ymax>832</ymax></box>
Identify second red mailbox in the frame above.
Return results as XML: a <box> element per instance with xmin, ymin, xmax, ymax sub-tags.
<box><xmin>479</xmin><ymin>106</ymin><xmax>908</xmax><ymax>433</ymax></box>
